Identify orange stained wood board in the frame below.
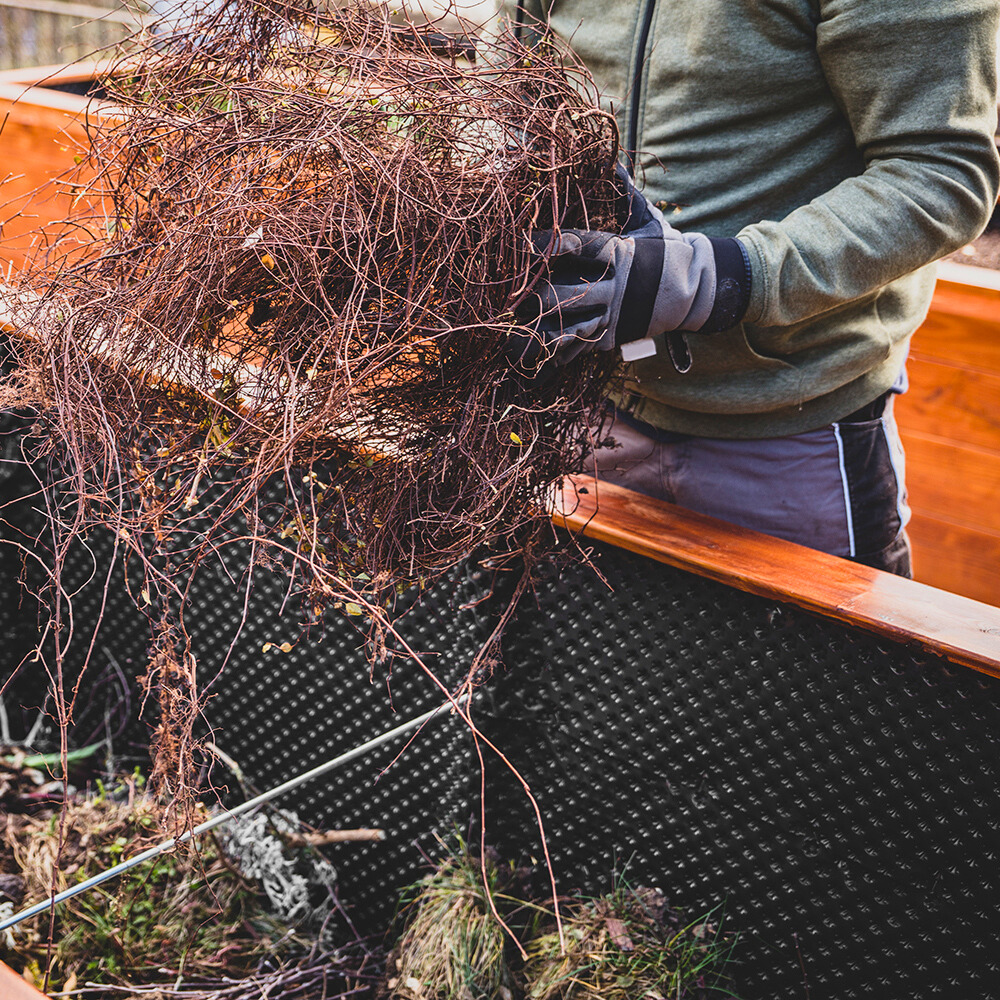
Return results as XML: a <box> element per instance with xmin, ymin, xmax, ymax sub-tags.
<box><xmin>906</xmin><ymin>514</ymin><xmax>1000</xmax><ymax>607</ymax></box>
<box><xmin>915</xmin><ymin>262</ymin><xmax>1000</xmax><ymax>370</ymax></box>
<box><xmin>900</xmin><ymin>261</ymin><xmax>1000</xmax><ymax>604</ymax></box>
<box><xmin>552</xmin><ymin>476</ymin><xmax>1000</xmax><ymax>678</ymax></box>
<box><xmin>912</xmin><ymin>309</ymin><xmax>1000</xmax><ymax>372</ymax></box>
<box><xmin>0</xmin><ymin>81</ymin><xmax>102</xmax><ymax>271</ymax></box>
<box><xmin>899</xmin><ymin>430</ymin><xmax>1000</xmax><ymax>535</ymax></box>
<box><xmin>0</xmin><ymin>961</ymin><xmax>49</xmax><ymax>1000</ymax></box>
<box><xmin>895</xmin><ymin>356</ymin><xmax>1000</xmax><ymax>454</ymax></box>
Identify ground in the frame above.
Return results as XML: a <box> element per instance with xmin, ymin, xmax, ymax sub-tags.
<box><xmin>946</xmin><ymin>221</ymin><xmax>1000</xmax><ymax>270</ymax></box>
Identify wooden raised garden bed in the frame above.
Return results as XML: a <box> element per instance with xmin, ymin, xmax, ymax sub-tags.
<box><xmin>894</xmin><ymin>259</ymin><xmax>1000</xmax><ymax>605</ymax></box>
<box><xmin>0</xmin><ymin>0</ymin><xmax>146</xmax><ymax>72</ymax></box>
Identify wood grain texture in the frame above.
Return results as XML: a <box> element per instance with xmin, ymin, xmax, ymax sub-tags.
<box><xmin>915</xmin><ymin>265</ymin><xmax>1000</xmax><ymax>370</ymax></box>
<box><xmin>552</xmin><ymin>476</ymin><xmax>1000</xmax><ymax>678</ymax></box>
<box><xmin>911</xmin><ymin>310</ymin><xmax>1000</xmax><ymax>372</ymax></box>
<box><xmin>895</xmin><ymin>357</ymin><xmax>1000</xmax><ymax>453</ymax></box>
<box><xmin>0</xmin><ymin>83</ymin><xmax>98</xmax><ymax>270</ymax></box>
<box><xmin>0</xmin><ymin>961</ymin><xmax>49</xmax><ymax>1000</ymax></box>
<box><xmin>899</xmin><ymin>431</ymin><xmax>1000</xmax><ymax>535</ymax></box>
<box><xmin>899</xmin><ymin>263</ymin><xmax>1000</xmax><ymax>601</ymax></box>
<box><xmin>907</xmin><ymin>515</ymin><xmax>1000</xmax><ymax>607</ymax></box>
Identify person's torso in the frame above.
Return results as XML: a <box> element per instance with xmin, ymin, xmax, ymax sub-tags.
<box><xmin>536</xmin><ymin>0</ymin><xmax>862</xmax><ymax>236</ymax></box>
<box><xmin>507</xmin><ymin>0</ymin><xmax>936</xmax><ymax>436</ymax></box>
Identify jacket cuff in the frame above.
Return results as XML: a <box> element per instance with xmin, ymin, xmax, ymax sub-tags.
<box><xmin>702</xmin><ymin>237</ymin><xmax>752</xmax><ymax>332</ymax></box>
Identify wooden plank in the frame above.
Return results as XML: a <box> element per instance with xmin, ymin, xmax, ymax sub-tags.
<box><xmin>0</xmin><ymin>0</ymin><xmax>145</xmax><ymax>26</ymax></box>
<box><xmin>899</xmin><ymin>262</ymin><xmax>1000</xmax><ymax>601</ymax></box>
<box><xmin>0</xmin><ymin>961</ymin><xmax>49</xmax><ymax>1000</ymax></box>
<box><xmin>912</xmin><ymin>309</ymin><xmax>1000</xmax><ymax>372</ymax></box>
<box><xmin>0</xmin><ymin>58</ymin><xmax>108</xmax><ymax>85</ymax></box>
<box><xmin>899</xmin><ymin>430</ymin><xmax>1000</xmax><ymax>535</ymax></box>
<box><xmin>0</xmin><ymin>83</ymin><xmax>99</xmax><ymax>271</ymax></box>
<box><xmin>895</xmin><ymin>357</ymin><xmax>1000</xmax><ymax>454</ymax></box>
<box><xmin>936</xmin><ymin>259</ymin><xmax>1000</xmax><ymax>294</ymax></box>
<box><xmin>0</xmin><ymin>79</ymin><xmax>95</xmax><ymax>116</ymax></box>
<box><xmin>907</xmin><ymin>514</ymin><xmax>1000</xmax><ymax>607</ymax></box>
<box><xmin>915</xmin><ymin>264</ymin><xmax>1000</xmax><ymax>371</ymax></box>
<box><xmin>552</xmin><ymin>476</ymin><xmax>1000</xmax><ymax>678</ymax></box>
<box><xmin>911</xmin><ymin>274</ymin><xmax>1000</xmax><ymax>372</ymax></box>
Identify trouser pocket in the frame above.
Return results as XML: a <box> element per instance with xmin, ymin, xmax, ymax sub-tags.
<box><xmin>833</xmin><ymin>399</ymin><xmax>911</xmax><ymax>577</ymax></box>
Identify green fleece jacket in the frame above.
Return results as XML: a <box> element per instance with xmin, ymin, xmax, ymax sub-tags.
<box><xmin>504</xmin><ymin>0</ymin><xmax>1000</xmax><ymax>437</ymax></box>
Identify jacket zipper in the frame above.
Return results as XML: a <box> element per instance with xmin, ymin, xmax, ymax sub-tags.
<box><xmin>627</xmin><ymin>0</ymin><xmax>657</xmax><ymax>170</ymax></box>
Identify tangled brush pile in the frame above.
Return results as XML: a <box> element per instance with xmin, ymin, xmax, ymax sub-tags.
<box><xmin>1</xmin><ymin>0</ymin><xmax>623</xmax><ymax>792</ymax></box>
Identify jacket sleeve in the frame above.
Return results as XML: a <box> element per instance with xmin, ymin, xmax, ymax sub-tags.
<box><xmin>738</xmin><ymin>0</ymin><xmax>1000</xmax><ymax>328</ymax></box>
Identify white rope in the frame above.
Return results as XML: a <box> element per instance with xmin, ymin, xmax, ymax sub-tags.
<box><xmin>0</xmin><ymin>694</ymin><xmax>469</xmax><ymax>932</ymax></box>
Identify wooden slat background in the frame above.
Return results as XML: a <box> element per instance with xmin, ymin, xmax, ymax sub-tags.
<box><xmin>895</xmin><ymin>262</ymin><xmax>1000</xmax><ymax>607</ymax></box>
<box><xmin>0</xmin><ymin>0</ymin><xmax>143</xmax><ymax>71</ymax></box>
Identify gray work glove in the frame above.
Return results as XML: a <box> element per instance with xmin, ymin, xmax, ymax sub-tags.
<box><xmin>510</xmin><ymin>173</ymin><xmax>751</xmax><ymax>369</ymax></box>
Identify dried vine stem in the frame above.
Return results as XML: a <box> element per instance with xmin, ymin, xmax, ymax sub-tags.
<box><xmin>1</xmin><ymin>0</ymin><xmax>623</xmax><ymax>798</ymax></box>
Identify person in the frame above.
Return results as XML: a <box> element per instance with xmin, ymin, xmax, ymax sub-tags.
<box><xmin>502</xmin><ymin>0</ymin><xmax>1000</xmax><ymax>576</ymax></box>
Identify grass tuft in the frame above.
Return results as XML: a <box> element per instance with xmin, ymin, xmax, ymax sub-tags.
<box><xmin>386</xmin><ymin>843</ymin><xmax>736</xmax><ymax>1000</ymax></box>
<box><xmin>387</xmin><ymin>845</ymin><xmax>518</xmax><ymax>1000</ymax></box>
<box><xmin>522</xmin><ymin>887</ymin><xmax>735</xmax><ymax>1000</ymax></box>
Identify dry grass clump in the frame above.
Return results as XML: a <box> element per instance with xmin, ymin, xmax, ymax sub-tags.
<box><xmin>387</xmin><ymin>847</ymin><xmax>518</xmax><ymax>1000</ymax></box>
<box><xmin>0</xmin><ymin>0</ymin><xmax>623</xmax><ymax>803</ymax></box>
<box><xmin>0</xmin><ymin>769</ymin><xmax>288</xmax><ymax>993</ymax></box>
<box><xmin>0</xmin><ymin>754</ymin><xmax>377</xmax><ymax>999</ymax></box>
<box><xmin>385</xmin><ymin>845</ymin><xmax>735</xmax><ymax>1000</ymax></box>
<box><xmin>521</xmin><ymin>888</ymin><xmax>733</xmax><ymax>1000</ymax></box>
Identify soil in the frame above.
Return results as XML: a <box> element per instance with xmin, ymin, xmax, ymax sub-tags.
<box><xmin>945</xmin><ymin>220</ymin><xmax>1000</xmax><ymax>271</ymax></box>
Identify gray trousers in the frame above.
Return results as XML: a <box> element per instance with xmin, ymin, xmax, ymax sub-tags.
<box><xmin>588</xmin><ymin>396</ymin><xmax>912</xmax><ymax>577</ymax></box>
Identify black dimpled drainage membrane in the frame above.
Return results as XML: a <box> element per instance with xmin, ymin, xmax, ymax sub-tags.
<box><xmin>2</xmin><ymin>438</ymin><xmax>998</xmax><ymax>998</ymax></box>
<box><xmin>486</xmin><ymin>543</ymin><xmax>1000</xmax><ymax>999</ymax></box>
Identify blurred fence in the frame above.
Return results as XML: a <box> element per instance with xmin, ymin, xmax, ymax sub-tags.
<box><xmin>0</xmin><ymin>0</ymin><xmax>146</xmax><ymax>70</ymax></box>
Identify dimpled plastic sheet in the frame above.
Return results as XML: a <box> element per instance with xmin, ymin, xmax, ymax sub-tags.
<box><xmin>0</xmin><ymin>445</ymin><xmax>487</xmax><ymax>928</ymax></box>
<box><xmin>484</xmin><ymin>538</ymin><xmax>1000</xmax><ymax>1000</ymax></box>
<box><xmin>0</xmin><ymin>416</ymin><xmax>157</xmax><ymax>758</ymax></box>
<box><xmin>176</xmin><ymin>522</ymin><xmax>487</xmax><ymax>927</ymax></box>
<box><xmin>0</xmin><ymin>413</ymin><xmax>41</xmax><ymax>727</ymax></box>
<box><xmin>3</xmin><ymin>435</ymin><xmax>1000</xmax><ymax>995</ymax></box>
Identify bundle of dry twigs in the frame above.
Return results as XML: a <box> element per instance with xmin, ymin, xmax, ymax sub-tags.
<box><xmin>1</xmin><ymin>0</ymin><xmax>623</xmax><ymax>794</ymax></box>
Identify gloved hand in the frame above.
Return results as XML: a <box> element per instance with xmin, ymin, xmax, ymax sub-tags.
<box><xmin>510</xmin><ymin>171</ymin><xmax>752</xmax><ymax>368</ymax></box>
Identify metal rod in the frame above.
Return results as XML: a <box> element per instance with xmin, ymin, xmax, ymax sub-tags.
<box><xmin>0</xmin><ymin>694</ymin><xmax>469</xmax><ymax>932</ymax></box>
